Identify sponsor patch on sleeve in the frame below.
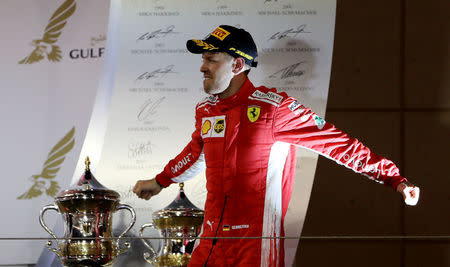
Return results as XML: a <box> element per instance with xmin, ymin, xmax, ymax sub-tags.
<box><xmin>312</xmin><ymin>114</ymin><xmax>326</xmax><ymax>130</ymax></box>
<box><xmin>170</xmin><ymin>153</ymin><xmax>192</xmax><ymax>174</ymax></box>
<box><xmin>288</xmin><ymin>100</ymin><xmax>301</xmax><ymax>112</ymax></box>
<box><xmin>249</xmin><ymin>90</ymin><xmax>283</xmax><ymax>106</ymax></box>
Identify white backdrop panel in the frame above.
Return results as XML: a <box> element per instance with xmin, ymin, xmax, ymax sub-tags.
<box><xmin>0</xmin><ymin>0</ymin><xmax>110</xmax><ymax>264</ymax></box>
<box><xmin>84</xmin><ymin>0</ymin><xmax>336</xmax><ymax>266</ymax></box>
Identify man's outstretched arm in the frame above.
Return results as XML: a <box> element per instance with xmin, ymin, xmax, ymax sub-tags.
<box><xmin>133</xmin><ymin>107</ymin><xmax>205</xmax><ymax>200</ymax></box>
<box><xmin>274</xmin><ymin>97</ymin><xmax>420</xmax><ymax>205</ymax></box>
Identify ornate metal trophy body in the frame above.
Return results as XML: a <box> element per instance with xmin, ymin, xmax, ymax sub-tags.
<box><xmin>140</xmin><ymin>183</ymin><xmax>204</xmax><ymax>267</ymax></box>
<box><xmin>39</xmin><ymin>157</ymin><xmax>136</xmax><ymax>266</ymax></box>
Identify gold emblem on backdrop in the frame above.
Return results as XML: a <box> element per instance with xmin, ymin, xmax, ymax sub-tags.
<box><xmin>17</xmin><ymin>127</ymin><xmax>75</xmax><ymax>199</ymax></box>
<box><xmin>247</xmin><ymin>106</ymin><xmax>260</xmax><ymax>122</ymax></box>
<box><xmin>18</xmin><ymin>0</ymin><xmax>76</xmax><ymax>64</ymax></box>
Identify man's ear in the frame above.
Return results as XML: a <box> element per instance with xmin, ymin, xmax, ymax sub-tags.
<box><xmin>232</xmin><ymin>57</ymin><xmax>246</xmax><ymax>74</ymax></box>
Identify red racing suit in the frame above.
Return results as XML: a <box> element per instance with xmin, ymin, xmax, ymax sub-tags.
<box><xmin>155</xmin><ymin>78</ymin><xmax>406</xmax><ymax>267</ymax></box>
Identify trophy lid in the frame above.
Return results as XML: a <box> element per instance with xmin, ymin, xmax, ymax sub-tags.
<box><xmin>153</xmin><ymin>183</ymin><xmax>204</xmax><ymax>219</ymax></box>
<box><xmin>55</xmin><ymin>157</ymin><xmax>120</xmax><ymax>201</ymax></box>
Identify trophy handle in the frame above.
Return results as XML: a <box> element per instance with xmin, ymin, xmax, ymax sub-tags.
<box><xmin>39</xmin><ymin>204</ymin><xmax>62</xmax><ymax>257</ymax></box>
<box><xmin>139</xmin><ymin>223</ymin><xmax>159</xmax><ymax>265</ymax></box>
<box><xmin>116</xmin><ymin>204</ymin><xmax>136</xmax><ymax>253</ymax></box>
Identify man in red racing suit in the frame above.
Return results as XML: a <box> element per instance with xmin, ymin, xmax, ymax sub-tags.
<box><xmin>133</xmin><ymin>25</ymin><xmax>420</xmax><ymax>267</ymax></box>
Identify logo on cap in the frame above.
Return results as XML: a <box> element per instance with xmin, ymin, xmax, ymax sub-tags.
<box><xmin>211</xmin><ymin>27</ymin><xmax>230</xmax><ymax>41</ymax></box>
<box><xmin>193</xmin><ymin>39</ymin><xmax>218</xmax><ymax>51</ymax></box>
<box><xmin>229</xmin><ymin>47</ymin><xmax>253</xmax><ymax>60</ymax></box>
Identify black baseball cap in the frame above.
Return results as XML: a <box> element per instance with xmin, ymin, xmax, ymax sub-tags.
<box><xmin>186</xmin><ymin>25</ymin><xmax>258</xmax><ymax>67</ymax></box>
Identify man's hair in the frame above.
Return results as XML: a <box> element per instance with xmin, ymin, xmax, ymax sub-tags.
<box><xmin>243</xmin><ymin>65</ymin><xmax>251</xmax><ymax>75</ymax></box>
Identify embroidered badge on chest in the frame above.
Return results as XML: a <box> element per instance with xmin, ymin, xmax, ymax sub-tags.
<box><xmin>202</xmin><ymin>119</ymin><xmax>212</xmax><ymax>135</ymax></box>
<box><xmin>202</xmin><ymin>115</ymin><xmax>226</xmax><ymax>138</ymax></box>
<box><xmin>214</xmin><ymin>118</ymin><xmax>225</xmax><ymax>133</ymax></box>
<box><xmin>247</xmin><ymin>105</ymin><xmax>260</xmax><ymax>122</ymax></box>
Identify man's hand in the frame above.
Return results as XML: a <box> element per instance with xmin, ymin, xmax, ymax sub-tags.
<box><xmin>396</xmin><ymin>181</ymin><xmax>420</xmax><ymax>206</ymax></box>
<box><xmin>133</xmin><ymin>179</ymin><xmax>163</xmax><ymax>200</ymax></box>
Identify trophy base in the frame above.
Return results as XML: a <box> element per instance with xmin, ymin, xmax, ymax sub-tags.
<box><xmin>64</xmin><ymin>259</ymin><xmax>105</xmax><ymax>267</ymax></box>
<box><xmin>56</xmin><ymin>240</ymin><xmax>119</xmax><ymax>266</ymax></box>
<box><xmin>63</xmin><ymin>259</ymin><xmax>114</xmax><ymax>267</ymax></box>
<box><xmin>158</xmin><ymin>254</ymin><xmax>191</xmax><ymax>267</ymax></box>
<box><xmin>61</xmin><ymin>257</ymin><xmax>114</xmax><ymax>267</ymax></box>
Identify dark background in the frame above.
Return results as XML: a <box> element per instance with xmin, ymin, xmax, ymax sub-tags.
<box><xmin>295</xmin><ymin>0</ymin><xmax>449</xmax><ymax>266</ymax></box>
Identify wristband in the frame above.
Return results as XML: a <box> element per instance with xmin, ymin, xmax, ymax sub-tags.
<box><xmin>155</xmin><ymin>178</ymin><xmax>166</xmax><ymax>188</ymax></box>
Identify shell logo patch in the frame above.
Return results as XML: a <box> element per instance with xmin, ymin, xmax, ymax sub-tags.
<box><xmin>211</xmin><ymin>27</ymin><xmax>230</xmax><ymax>41</ymax></box>
<box><xmin>202</xmin><ymin>115</ymin><xmax>226</xmax><ymax>138</ymax></box>
<box><xmin>247</xmin><ymin>106</ymin><xmax>260</xmax><ymax>122</ymax></box>
<box><xmin>202</xmin><ymin>120</ymin><xmax>211</xmax><ymax>135</ymax></box>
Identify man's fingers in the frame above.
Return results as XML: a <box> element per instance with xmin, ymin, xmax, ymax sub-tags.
<box><xmin>133</xmin><ymin>180</ymin><xmax>143</xmax><ymax>194</ymax></box>
<box><xmin>133</xmin><ymin>179</ymin><xmax>162</xmax><ymax>200</ymax></box>
<box><xmin>144</xmin><ymin>192</ymin><xmax>152</xmax><ymax>200</ymax></box>
<box><xmin>141</xmin><ymin>191</ymin><xmax>152</xmax><ymax>200</ymax></box>
<box><xmin>403</xmin><ymin>186</ymin><xmax>420</xmax><ymax>206</ymax></box>
<box><xmin>409</xmin><ymin>188</ymin><xmax>416</xmax><ymax>198</ymax></box>
<box><xmin>138</xmin><ymin>191</ymin><xmax>147</xmax><ymax>199</ymax></box>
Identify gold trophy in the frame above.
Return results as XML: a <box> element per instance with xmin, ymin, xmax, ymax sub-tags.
<box><xmin>39</xmin><ymin>157</ymin><xmax>136</xmax><ymax>266</ymax></box>
<box><xmin>140</xmin><ymin>183</ymin><xmax>204</xmax><ymax>266</ymax></box>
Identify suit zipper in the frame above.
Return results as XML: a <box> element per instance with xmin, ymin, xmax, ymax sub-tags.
<box><xmin>203</xmin><ymin>196</ymin><xmax>228</xmax><ymax>266</ymax></box>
